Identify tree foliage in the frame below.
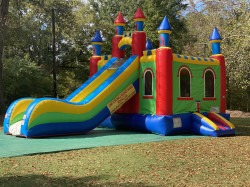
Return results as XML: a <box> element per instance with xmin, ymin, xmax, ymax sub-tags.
<box><xmin>0</xmin><ymin>0</ymin><xmax>248</xmax><ymax>113</ymax></box>
<box><xmin>89</xmin><ymin>0</ymin><xmax>188</xmax><ymax>54</ymax></box>
<box><xmin>184</xmin><ymin>0</ymin><xmax>250</xmax><ymax>111</ymax></box>
<box><xmin>3</xmin><ymin>0</ymin><xmax>94</xmax><ymax>107</ymax></box>
<box><xmin>3</xmin><ymin>57</ymin><xmax>52</xmax><ymax>104</ymax></box>
<box><xmin>142</xmin><ymin>0</ymin><xmax>188</xmax><ymax>53</ymax></box>
<box><xmin>0</xmin><ymin>0</ymin><xmax>10</xmax><ymax>114</ymax></box>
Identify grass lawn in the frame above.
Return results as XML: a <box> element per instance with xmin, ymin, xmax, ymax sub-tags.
<box><xmin>0</xmin><ymin>118</ymin><xmax>249</xmax><ymax>186</ymax></box>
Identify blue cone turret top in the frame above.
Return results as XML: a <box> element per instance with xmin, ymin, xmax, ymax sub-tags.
<box><xmin>91</xmin><ymin>30</ymin><xmax>103</xmax><ymax>56</ymax></box>
<box><xmin>146</xmin><ymin>39</ymin><xmax>154</xmax><ymax>50</ymax></box>
<box><xmin>158</xmin><ymin>16</ymin><xmax>172</xmax><ymax>34</ymax></box>
<box><xmin>209</xmin><ymin>27</ymin><xmax>222</xmax><ymax>55</ymax></box>
<box><xmin>145</xmin><ymin>39</ymin><xmax>154</xmax><ymax>56</ymax></box>
<box><xmin>158</xmin><ymin>16</ymin><xmax>172</xmax><ymax>47</ymax></box>
<box><xmin>209</xmin><ymin>27</ymin><xmax>222</xmax><ymax>42</ymax></box>
<box><xmin>91</xmin><ymin>30</ymin><xmax>103</xmax><ymax>43</ymax></box>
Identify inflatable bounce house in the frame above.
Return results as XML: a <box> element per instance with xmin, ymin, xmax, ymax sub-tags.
<box><xmin>3</xmin><ymin>7</ymin><xmax>235</xmax><ymax>138</ymax></box>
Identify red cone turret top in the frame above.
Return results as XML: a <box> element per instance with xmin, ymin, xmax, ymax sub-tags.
<box><xmin>114</xmin><ymin>12</ymin><xmax>126</xmax><ymax>26</ymax></box>
<box><xmin>133</xmin><ymin>7</ymin><xmax>146</xmax><ymax>21</ymax></box>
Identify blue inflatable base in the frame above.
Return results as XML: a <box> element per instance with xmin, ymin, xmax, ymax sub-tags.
<box><xmin>100</xmin><ymin>113</ymin><xmax>235</xmax><ymax>137</ymax></box>
<box><xmin>101</xmin><ymin>113</ymin><xmax>192</xmax><ymax>136</ymax></box>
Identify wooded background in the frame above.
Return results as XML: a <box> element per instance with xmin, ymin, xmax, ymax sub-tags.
<box><xmin>0</xmin><ymin>0</ymin><xmax>249</xmax><ymax>114</ymax></box>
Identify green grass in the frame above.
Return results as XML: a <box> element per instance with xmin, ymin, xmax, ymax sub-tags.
<box><xmin>0</xmin><ymin>118</ymin><xmax>249</xmax><ymax>186</ymax></box>
<box><xmin>231</xmin><ymin>118</ymin><xmax>250</xmax><ymax>135</ymax></box>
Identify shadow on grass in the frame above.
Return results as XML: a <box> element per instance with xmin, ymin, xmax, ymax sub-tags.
<box><xmin>231</xmin><ymin>118</ymin><xmax>250</xmax><ymax>136</ymax></box>
<box><xmin>0</xmin><ymin>174</ymin><xmax>148</xmax><ymax>187</ymax></box>
<box><xmin>44</xmin><ymin>129</ymin><xmax>148</xmax><ymax>140</ymax></box>
<box><xmin>235</xmin><ymin>126</ymin><xmax>250</xmax><ymax>136</ymax></box>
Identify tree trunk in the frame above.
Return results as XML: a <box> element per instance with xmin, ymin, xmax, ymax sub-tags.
<box><xmin>0</xmin><ymin>0</ymin><xmax>10</xmax><ymax>114</ymax></box>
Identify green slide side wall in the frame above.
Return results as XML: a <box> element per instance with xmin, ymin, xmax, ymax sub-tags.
<box><xmin>28</xmin><ymin>70</ymin><xmax>138</xmax><ymax>129</ymax></box>
<box><xmin>172</xmin><ymin>61</ymin><xmax>221</xmax><ymax>114</ymax></box>
<box><xmin>10</xmin><ymin>112</ymin><xmax>24</xmax><ymax>125</ymax></box>
<box><xmin>139</xmin><ymin>61</ymin><xmax>156</xmax><ymax>114</ymax></box>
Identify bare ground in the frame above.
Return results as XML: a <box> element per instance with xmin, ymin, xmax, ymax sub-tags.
<box><xmin>226</xmin><ymin>110</ymin><xmax>250</xmax><ymax>118</ymax></box>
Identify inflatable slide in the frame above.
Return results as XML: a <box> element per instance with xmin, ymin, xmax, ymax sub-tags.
<box><xmin>192</xmin><ymin>112</ymin><xmax>235</xmax><ymax>137</ymax></box>
<box><xmin>4</xmin><ymin>55</ymin><xmax>139</xmax><ymax>138</ymax></box>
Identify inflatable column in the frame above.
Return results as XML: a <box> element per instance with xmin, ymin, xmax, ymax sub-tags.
<box><xmin>112</xmin><ymin>12</ymin><xmax>126</xmax><ymax>58</ymax></box>
<box><xmin>132</xmin><ymin>7</ymin><xmax>146</xmax><ymax>57</ymax></box>
<box><xmin>156</xmin><ymin>16</ymin><xmax>173</xmax><ymax>115</ymax></box>
<box><xmin>90</xmin><ymin>30</ymin><xmax>103</xmax><ymax>77</ymax></box>
<box><xmin>209</xmin><ymin>27</ymin><xmax>226</xmax><ymax>113</ymax></box>
<box><xmin>116</xmin><ymin>8</ymin><xmax>147</xmax><ymax>114</ymax></box>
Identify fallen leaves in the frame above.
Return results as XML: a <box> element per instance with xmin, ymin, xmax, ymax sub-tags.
<box><xmin>0</xmin><ymin>119</ymin><xmax>249</xmax><ymax>186</ymax></box>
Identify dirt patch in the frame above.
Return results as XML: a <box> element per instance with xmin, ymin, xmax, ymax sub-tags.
<box><xmin>226</xmin><ymin>110</ymin><xmax>250</xmax><ymax>118</ymax></box>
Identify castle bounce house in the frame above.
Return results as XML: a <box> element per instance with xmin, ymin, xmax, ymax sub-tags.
<box><xmin>4</xmin><ymin>7</ymin><xmax>235</xmax><ymax>138</ymax></box>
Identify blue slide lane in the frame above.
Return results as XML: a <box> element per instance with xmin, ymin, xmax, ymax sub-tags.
<box><xmin>65</xmin><ymin>57</ymin><xmax>118</xmax><ymax>101</ymax></box>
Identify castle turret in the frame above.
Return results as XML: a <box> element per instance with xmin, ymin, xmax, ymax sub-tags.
<box><xmin>91</xmin><ymin>30</ymin><xmax>103</xmax><ymax>56</ymax></box>
<box><xmin>116</xmin><ymin>8</ymin><xmax>146</xmax><ymax>114</ymax></box>
<box><xmin>145</xmin><ymin>39</ymin><xmax>154</xmax><ymax>55</ymax></box>
<box><xmin>133</xmin><ymin>7</ymin><xmax>146</xmax><ymax>31</ymax></box>
<box><xmin>209</xmin><ymin>27</ymin><xmax>226</xmax><ymax>113</ymax></box>
<box><xmin>132</xmin><ymin>7</ymin><xmax>146</xmax><ymax>57</ymax></box>
<box><xmin>112</xmin><ymin>12</ymin><xmax>126</xmax><ymax>58</ymax></box>
<box><xmin>158</xmin><ymin>16</ymin><xmax>172</xmax><ymax>47</ymax></box>
<box><xmin>209</xmin><ymin>27</ymin><xmax>222</xmax><ymax>55</ymax></box>
<box><xmin>156</xmin><ymin>16</ymin><xmax>173</xmax><ymax>115</ymax></box>
<box><xmin>89</xmin><ymin>30</ymin><xmax>103</xmax><ymax>77</ymax></box>
<box><xmin>114</xmin><ymin>12</ymin><xmax>126</xmax><ymax>35</ymax></box>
